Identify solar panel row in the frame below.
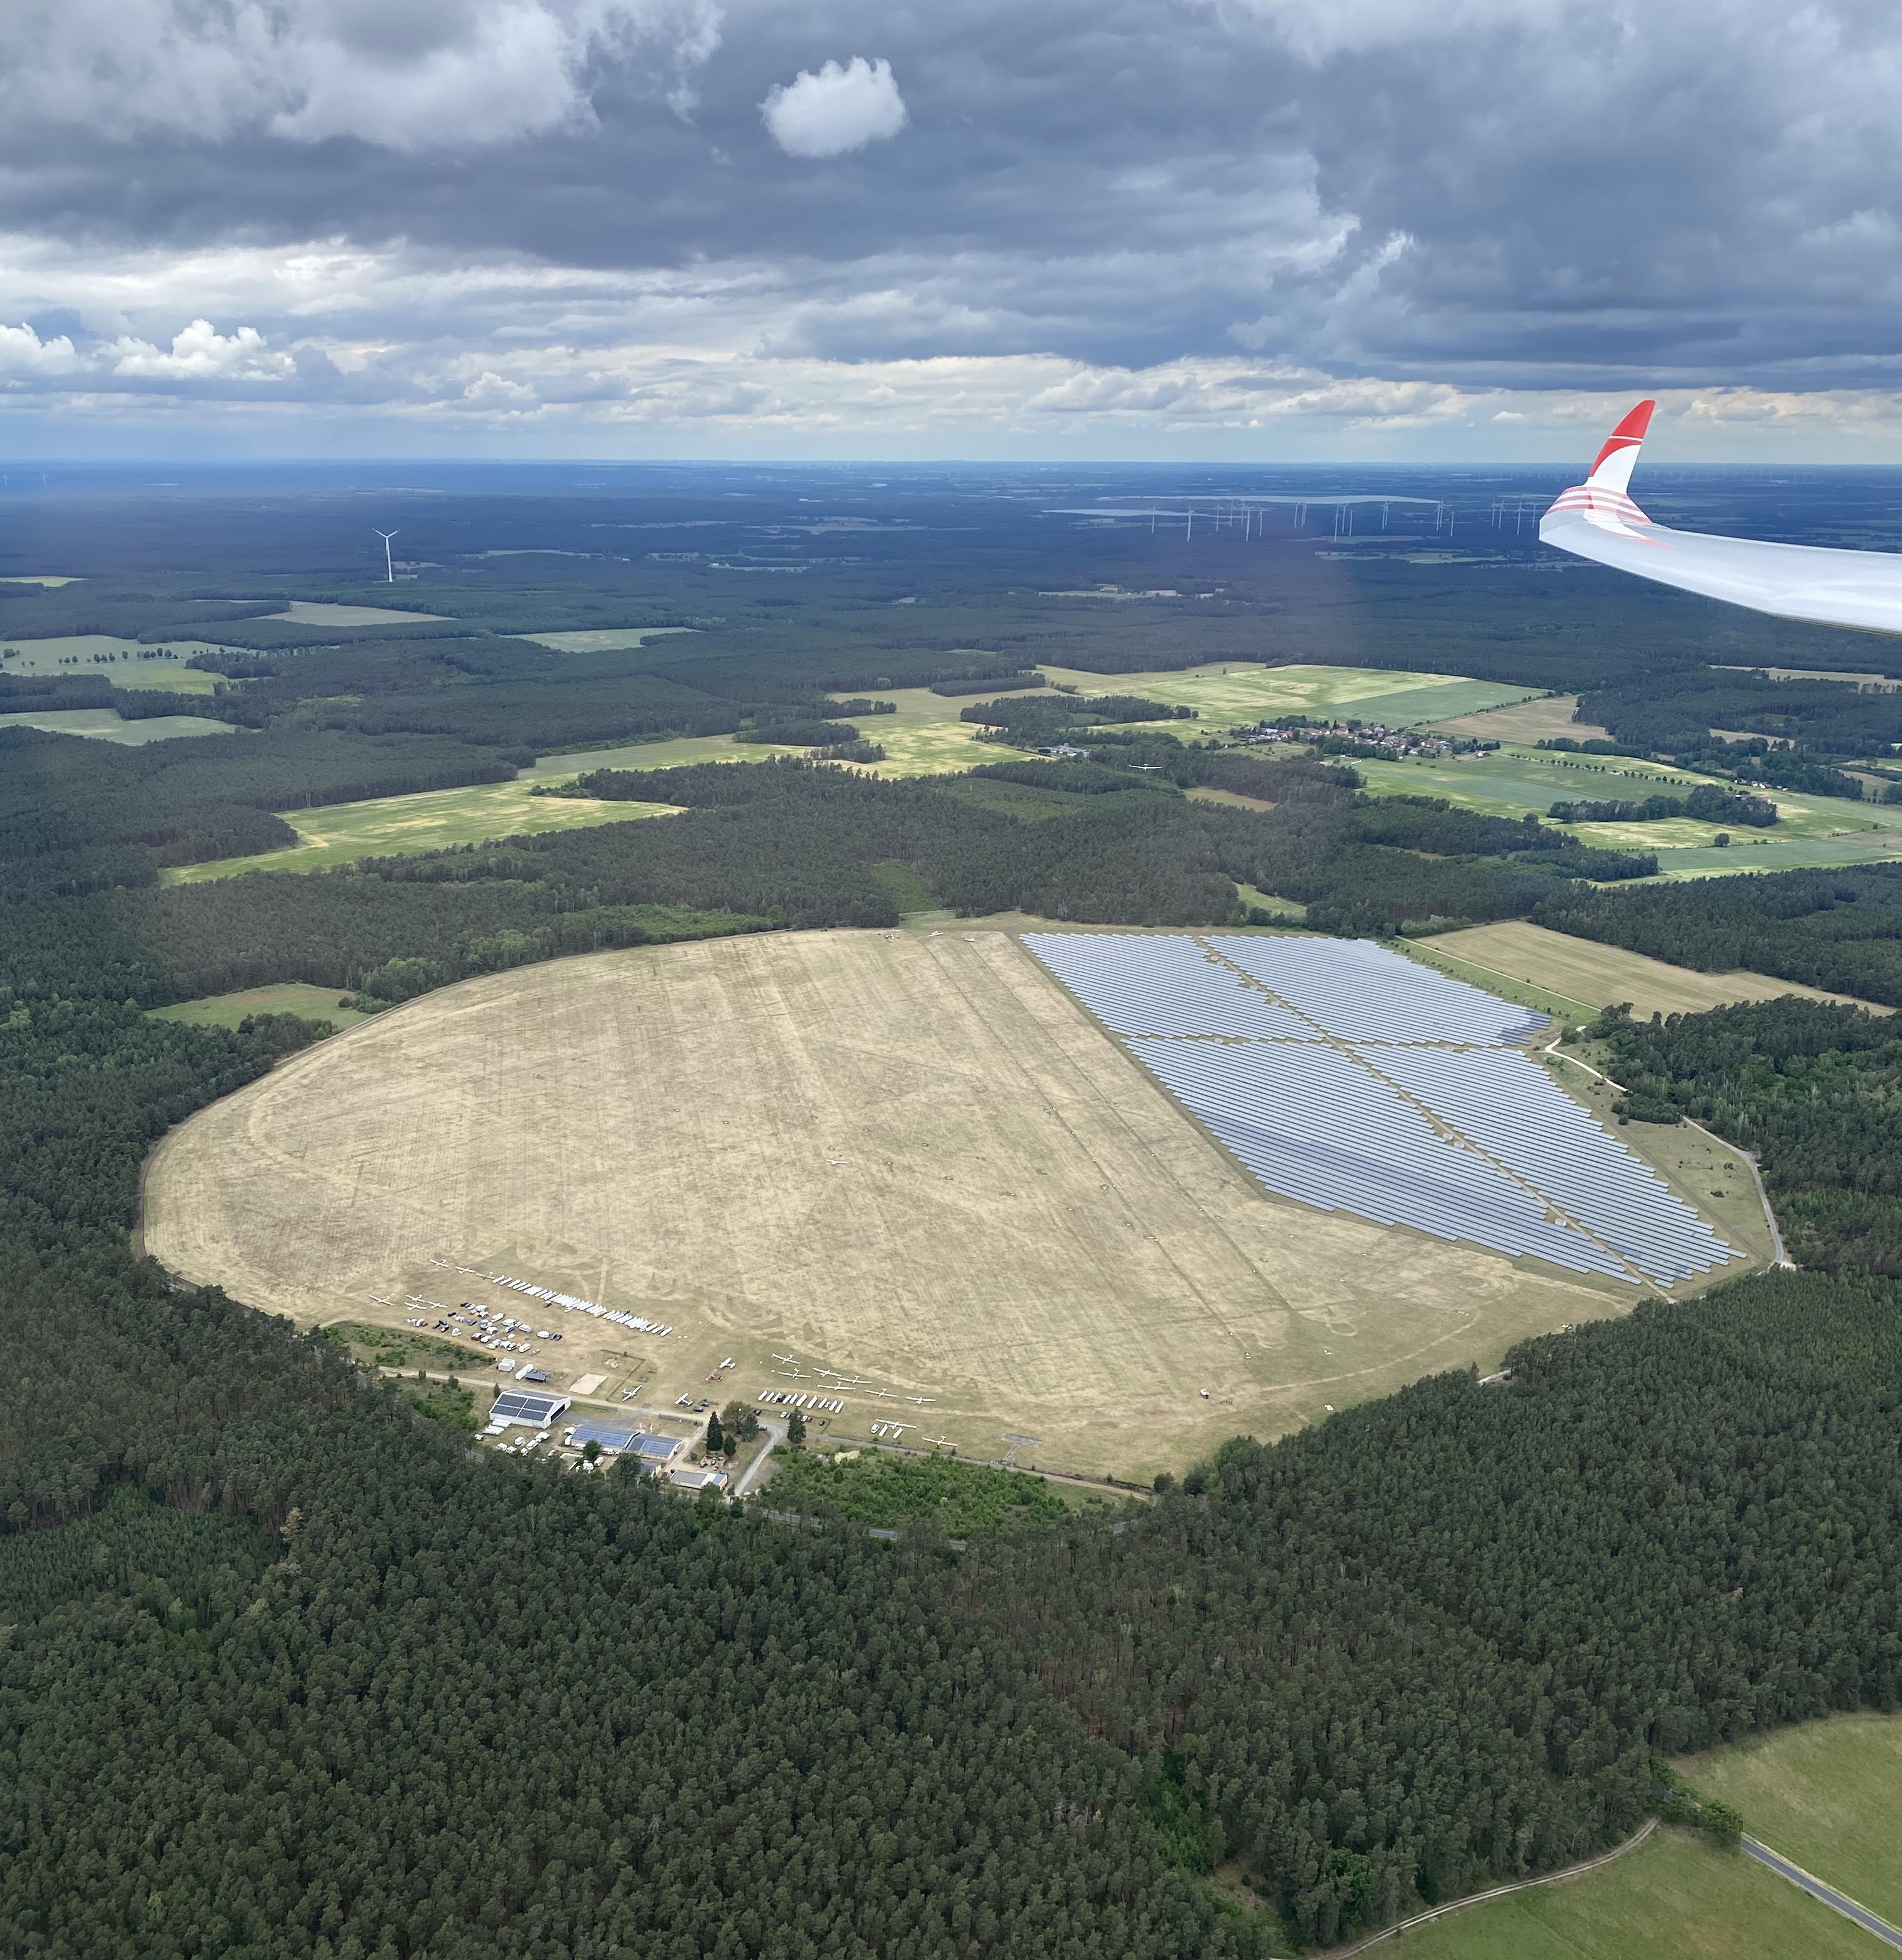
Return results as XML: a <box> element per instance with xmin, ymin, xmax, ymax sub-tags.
<box><xmin>1023</xmin><ymin>932</ymin><xmax>1741</xmax><ymax>1287</ymax></box>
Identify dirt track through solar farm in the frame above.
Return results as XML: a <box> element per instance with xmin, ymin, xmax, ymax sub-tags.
<box><xmin>145</xmin><ymin>930</ymin><xmax>1634</xmax><ymax>1476</ymax></box>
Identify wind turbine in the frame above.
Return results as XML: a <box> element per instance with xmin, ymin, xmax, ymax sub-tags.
<box><xmin>374</xmin><ymin>529</ymin><xmax>398</xmax><ymax>584</ymax></box>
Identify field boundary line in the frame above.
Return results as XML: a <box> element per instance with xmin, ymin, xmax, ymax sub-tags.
<box><xmin>1328</xmin><ymin>1815</ymin><xmax>1659</xmax><ymax>1954</ymax></box>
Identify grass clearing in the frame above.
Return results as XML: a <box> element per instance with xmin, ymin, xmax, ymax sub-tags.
<box><xmin>519</xmin><ymin>627</ymin><xmax>696</xmax><ymax>651</ymax></box>
<box><xmin>267</xmin><ymin>602</ymin><xmax>449</xmax><ymax>626</ymax></box>
<box><xmin>1415</xmin><ymin>922</ymin><xmax>1883</xmax><ymax>1018</ymax></box>
<box><xmin>1381</xmin><ymin>1827</ymin><xmax>1876</xmax><ymax>1959</ymax></box>
<box><xmin>0</xmin><ymin>634</ymin><xmax>226</xmax><ymax>691</ymax></box>
<box><xmin>1673</xmin><ymin>1710</ymin><xmax>1902</xmax><ymax>1929</ymax></box>
<box><xmin>142</xmin><ymin>929</ymin><xmax>1625</xmax><ymax>1479</ymax></box>
<box><xmin>150</xmin><ymin>983</ymin><xmax>373</xmax><ymax>1030</ymax></box>
<box><xmin>0</xmin><ymin>707</ymin><xmax>238</xmax><ymax>745</ymax></box>
<box><xmin>160</xmin><ymin>777</ymin><xmax>679</xmax><ymax>883</ymax></box>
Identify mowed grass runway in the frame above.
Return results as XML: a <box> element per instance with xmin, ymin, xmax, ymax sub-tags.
<box><xmin>140</xmin><ymin>929</ymin><xmax>1622</xmax><ymax>1476</ymax></box>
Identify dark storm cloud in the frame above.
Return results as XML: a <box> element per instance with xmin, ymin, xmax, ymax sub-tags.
<box><xmin>0</xmin><ymin>0</ymin><xmax>1897</xmax><ymax>446</ymax></box>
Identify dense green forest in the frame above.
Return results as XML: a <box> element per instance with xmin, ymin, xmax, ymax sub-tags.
<box><xmin>1586</xmin><ymin>998</ymin><xmax>1902</xmax><ymax>1273</ymax></box>
<box><xmin>1533</xmin><ymin>865</ymin><xmax>1902</xmax><ymax>1005</ymax></box>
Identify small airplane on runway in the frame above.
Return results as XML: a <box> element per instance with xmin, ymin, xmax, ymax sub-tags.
<box><xmin>1542</xmin><ymin>400</ymin><xmax>1902</xmax><ymax>634</ymax></box>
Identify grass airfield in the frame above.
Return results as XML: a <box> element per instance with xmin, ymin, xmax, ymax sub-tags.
<box><xmin>140</xmin><ymin>927</ymin><xmax>1632</xmax><ymax>1480</ymax></box>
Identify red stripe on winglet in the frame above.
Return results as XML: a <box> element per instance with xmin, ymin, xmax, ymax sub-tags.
<box><xmin>1589</xmin><ymin>399</ymin><xmax>1655</xmax><ymax>476</ymax></box>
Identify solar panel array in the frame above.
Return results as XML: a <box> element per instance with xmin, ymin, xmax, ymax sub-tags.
<box><xmin>1022</xmin><ymin>932</ymin><xmax>1742</xmax><ymax>1286</ymax></box>
<box><xmin>569</xmin><ymin>1421</ymin><xmax>638</xmax><ymax>1451</ymax></box>
<box><xmin>490</xmin><ymin>1389</ymin><xmax>568</xmax><ymax>1427</ymax></box>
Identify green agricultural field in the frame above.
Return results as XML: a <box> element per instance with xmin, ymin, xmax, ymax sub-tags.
<box><xmin>150</xmin><ymin>983</ymin><xmax>374</xmax><ymax>1030</ymax></box>
<box><xmin>1355</xmin><ymin>745</ymin><xmax>1902</xmax><ymax>879</ymax></box>
<box><xmin>0</xmin><ymin>707</ymin><xmax>239</xmax><ymax>744</ymax></box>
<box><xmin>1037</xmin><ymin>660</ymin><xmax>1538</xmax><ymax>728</ymax></box>
<box><xmin>160</xmin><ymin>776</ymin><xmax>679</xmax><ymax>882</ymax></box>
<box><xmin>0</xmin><ymin>634</ymin><xmax>226</xmax><ymax>690</ymax></box>
<box><xmin>1382</xmin><ymin>1827</ymin><xmax>1876</xmax><ymax>1959</ymax></box>
<box><xmin>1674</xmin><ymin>1710</ymin><xmax>1902</xmax><ymax>1930</ymax></box>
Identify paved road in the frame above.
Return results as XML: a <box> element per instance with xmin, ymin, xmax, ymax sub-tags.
<box><xmin>1744</xmin><ymin>1837</ymin><xmax>1902</xmax><ymax>1950</ymax></box>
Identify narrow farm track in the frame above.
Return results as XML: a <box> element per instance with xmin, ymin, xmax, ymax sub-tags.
<box><xmin>1328</xmin><ymin>1816</ymin><xmax>1660</xmax><ymax>1954</ymax></box>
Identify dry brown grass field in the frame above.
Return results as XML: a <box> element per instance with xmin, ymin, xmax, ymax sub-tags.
<box><xmin>145</xmin><ymin>930</ymin><xmax>1640</xmax><ymax>1478</ymax></box>
<box><xmin>1421</xmin><ymin>920</ymin><xmax>1886</xmax><ymax>1021</ymax></box>
<box><xmin>1430</xmin><ymin>693</ymin><xmax>1611</xmax><ymax>743</ymax></box>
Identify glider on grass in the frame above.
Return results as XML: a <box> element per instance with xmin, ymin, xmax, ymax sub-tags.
<box><xmin>1540</xmin><ymin>401</ymin><xmax>1902</xmax><ymax>634</ymax></box>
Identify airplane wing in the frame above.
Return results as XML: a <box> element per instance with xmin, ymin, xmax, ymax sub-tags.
<box><xmin>1539</xmin><ymin>400</ymin><xmax>1902</xmax><ymax>634</ymax></box>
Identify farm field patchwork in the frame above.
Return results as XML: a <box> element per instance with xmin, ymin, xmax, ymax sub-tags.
<box><xmin>1355</xmin><ymin>745</ymin><xmax>1902</xmax><ymax>877</ymax></box>
<box><xmin>1381</xmin><ymin>1827</ymin><xmax>1878</xmax><ymax>1960</ymax></box>
<box><xmin>1414</xmin><ymin>921</ymin><xmax>1884</xmax><ymax>1019</ymax></box>
<box><xmin>1672</xmin><ymin>1710</ymin><xmax>1902</xmax><ymax>1931</ymax></box>
<box><xmin>160</xmin><ymin>776</ymin><xmax>679</xmax><ymax>883</ymax></box>
<box><xmin>1036</xmin><ymin>660</ymin><xmax>1540</xmax><ymax>728</ymax></box>
<box><xmin>140</xmin><ymin>929</ymin><xmax>1623</xmax><ymax>1478</ymax></box>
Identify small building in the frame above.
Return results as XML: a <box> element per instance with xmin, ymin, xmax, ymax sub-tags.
<box><xmin>669</xmin><ymin>1466</ymin><xmax>726</xmax><ymax>1492</ymax></box>
<box><xmin>489</xmin><ymin>1388</ymin><xmax>570</xmax><ymax>1429</ymax></box>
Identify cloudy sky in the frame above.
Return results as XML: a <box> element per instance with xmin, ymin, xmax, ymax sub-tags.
<box><xmin>2</xmin><ymin>0</ymin><xmax>1900</xmax><ymax>460</ymax></box>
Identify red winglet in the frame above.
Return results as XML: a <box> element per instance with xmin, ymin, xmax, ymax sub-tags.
<box><xmin>1588</xmin><ymin>399</ymin><xmax>1655</xmax><ymax>479</ymax></box>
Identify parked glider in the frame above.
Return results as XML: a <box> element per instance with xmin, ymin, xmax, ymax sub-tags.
<box><xmin>1540</xmin><ymin>401</ymin><xmax>1902</xmax><ymax>634</ymax></box>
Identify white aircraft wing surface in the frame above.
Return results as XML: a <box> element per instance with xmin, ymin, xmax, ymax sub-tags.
<box><xmin>1539</xmin><ymin>401</ymin><xmax>1902</xmax><ymax>635</ymax></box>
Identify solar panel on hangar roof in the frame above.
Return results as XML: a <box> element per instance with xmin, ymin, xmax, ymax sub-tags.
<box><xmin>570</xmin><ymin>1421</ymin><xmax>638</xmax><ymax>1451</ymax></box>
<box><xmin>491</xmin><ymin>1389</ymin><xmax>566</xmax><ymax>1426</ymax></box>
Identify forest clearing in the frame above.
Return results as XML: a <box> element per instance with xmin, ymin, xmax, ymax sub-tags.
<box><xmin>140</xmin><ymin>927</ymin><xmax>1628</xmax><ymax>1476</ymax></box>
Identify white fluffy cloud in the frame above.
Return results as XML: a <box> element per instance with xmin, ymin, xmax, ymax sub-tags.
<box><xmin>761</xmin><ymin>56</ymin><xmax>906</xmax><ymax>159</ymax></box>
<box><xmin>0</xmin><ymin>323</ymin><xmax>82</xmax><ymax>377</ymax></box>
<box><xmin>106</xmin><ymin>319</ymin><xmax>293</xmax><ymax>380</ymax></box>
<box><xmin>0</xmin><ymin>0</ymin><xmax>723</xmax><ymax>151</ymax></box>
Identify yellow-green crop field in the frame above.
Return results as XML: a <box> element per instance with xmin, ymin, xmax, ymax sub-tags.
<box><xmin>1037</xmin><ymin>660</ymin><xmax>1540</xmax><ymax>729</ymax></box>
<box><xmin>1412</xmin><ymin>921</ymin><xmax>1884</xmax><ymax>1019</ymax></box>
<box><xmin>162</xmin><ymin>778</ymin><xmax>678</xmax><ymax>883</ymax></box>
